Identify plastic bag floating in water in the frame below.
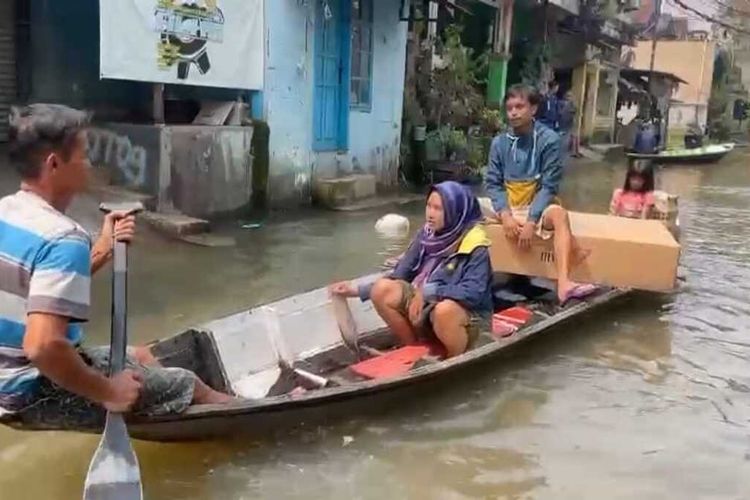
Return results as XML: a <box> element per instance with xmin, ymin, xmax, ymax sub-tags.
<box><xmin>375</xmin><ymin>214</ymin><xmax>409</xmax><ymax>238</ymax></box>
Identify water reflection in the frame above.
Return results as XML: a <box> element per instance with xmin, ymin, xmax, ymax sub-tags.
<box><xmin>589</xmin><ymin>296</ymin><xmax>674</xmax><ymax>384</ymax></box>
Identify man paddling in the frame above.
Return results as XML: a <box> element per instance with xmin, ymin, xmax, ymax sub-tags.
<box><xmin>486</xmin><ymin>84</ymin><xmax>595</xmax><ymax>304</ymax></box>
<box><xmin>0</xmin><ymin>104</ymin><xmax>231</xmax><ymax>430</ymax></box>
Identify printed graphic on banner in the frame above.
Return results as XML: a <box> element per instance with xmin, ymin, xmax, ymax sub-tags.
<box><xmin>100</xmin><ymin>0</ymin><xmax>263</xmax><ymax>89</ymax></box>
<box><xmin>154</xmin><ymin>0</ymin><xmax>225</xmax><ymax>80</ymax></box>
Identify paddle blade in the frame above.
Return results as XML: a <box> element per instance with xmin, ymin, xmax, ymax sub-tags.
<box><xmin>331</xmin><ymin>295</ymin><xmax>360</xmax><ymax>358</ymax></box>
<box><xmin>83</xmin><ymin>413</ymin><xmax>143</xmax><ymax>500</ymax></box>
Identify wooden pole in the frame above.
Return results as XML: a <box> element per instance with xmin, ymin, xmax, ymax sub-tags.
<box><xmin>428</xmin><ymin>1</ymin><xmax>438</xmax><ymax>71</ymax></box>
<box><xmin>648</xmin><ymin>0</ymin><xmax>661</xmax><ymax>96</ymax></box>
<box><xmin>493</xmin><ymin>0</ymin><xmax>503</xmax><ymax>52</ymax></box>
<box><xmin>503</xmin><ymin>0</ymin><xmax>513</xmax><ymax>55</ymax></box>
<box><xmin>648</xmin><ymin>0</ymin><xmax>661</xmax><ymax>146</ymax></box>
<box><xmin>428</xmin><ymin>0</ymin><xmax>438</xmax><ymax>40</ymax></box>
<box><xmin>695</xmin><ymin>37</ymin><xmax>709</xmax><ymax>126</ymax></box>
<box><xmin>487</xmin><ymin>0</ymin><xmax>514</xmax><ymax>106</ymax></box>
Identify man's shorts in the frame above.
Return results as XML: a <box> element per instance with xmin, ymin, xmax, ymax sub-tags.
<box><xmin>394</xmin><ymin>280</ymin><xmax>489</xmax><ymax>349</ymax></box>
<box><xmin>511</xmin><ymin>204</ymin><xmax>562</xmax><ymax>241</ymax></box>
<box><xmin>11</xmin><ymin>346</ymin><xmax>196</xmax><ymax>430</ymax></box>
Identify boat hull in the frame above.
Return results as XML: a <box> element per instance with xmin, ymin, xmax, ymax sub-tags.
<box><xmin>1</xmin><ymin>286</ymin><xmax>632</xmax><ymax>442</ymax></box>
<box><xmin>627</xmin><ymin>144</ymin><xmax>734</xmax><ymax>164</ymax></box>
<box><xmin>128</xmin><ymin>289</ymin><xmax>630</xmax><ymax>441</ymax></box>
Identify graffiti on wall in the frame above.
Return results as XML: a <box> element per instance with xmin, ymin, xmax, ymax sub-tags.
<box><xmin>87</xmin><ymin>128</ymin><xmax>148</xmax><ymax>187</ymax></box>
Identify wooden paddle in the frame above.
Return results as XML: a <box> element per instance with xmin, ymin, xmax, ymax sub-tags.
<box><xmin>83</xmin><ymin>202</ymin><xmax>144</xmax><ymax>500</ymax></box>
<box><xmin>331</xmin><ymin>295</ymin><xmax>361</xmax><ymax>360</ymax></box>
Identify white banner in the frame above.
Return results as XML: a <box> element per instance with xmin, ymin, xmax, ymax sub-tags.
<box><xmin>100</xmin><ymin>0</ymin><xmax>264</xmax><ymax>90</ymax></box>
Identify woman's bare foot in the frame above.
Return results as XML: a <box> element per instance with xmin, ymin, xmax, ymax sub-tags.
<box><xmin>202</xmin><ymin>389</ymin><xmax>235</xmax><ymax>404</ymax></box>
<box><xmin>290</xmin><ymin>386</ymin><xmax>307</xmax><ymax>397</ymax></box>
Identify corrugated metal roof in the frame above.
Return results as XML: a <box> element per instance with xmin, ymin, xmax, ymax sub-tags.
<box><xmin>621</xmin><ymin>68</ymin><xmax>688</xmax><ymax>85</ymax></box>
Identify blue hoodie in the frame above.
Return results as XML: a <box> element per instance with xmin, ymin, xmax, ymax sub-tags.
<box><xmin>485</xmin><ymin>121</ymin><xmax>563</xmax><ymax>223</ymax></box>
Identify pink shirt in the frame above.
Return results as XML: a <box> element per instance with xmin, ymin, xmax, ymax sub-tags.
<box><xmin>610</xmin><ymin>189</ymin><xmax>655</xmax><ymax>218</ymax></box>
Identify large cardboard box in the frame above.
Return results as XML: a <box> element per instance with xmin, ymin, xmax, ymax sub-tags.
<box><xmin>486</xmin><ymin>212</ymin><xmax>681</xmax><ymax>292</ymax></box>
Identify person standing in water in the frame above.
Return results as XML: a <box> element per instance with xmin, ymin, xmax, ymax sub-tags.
<box><xmin>557</xmin><ymin>90</ymin><xmax>577</xmax><ymax>165</ymax></box>
<box><xmin>330</xmin><ymin>181</ymin><xmax>493</xmax><ymax>358</ymax></box>
<box><xmin>633</xmin><ymin>120</ymin><xmax>659</xmax><ymax>154</ymax></box>
<box><xmin>537</xmin><ymin>80</ymin><xmax>560</xmax><ymax>131</ymax></box>
<box><xmin>485</xmin><ymin>84</ymin><xmax>596</xmax><ymax>305</ymax></box>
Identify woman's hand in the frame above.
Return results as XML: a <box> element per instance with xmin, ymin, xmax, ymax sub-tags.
<box><xmin>408</xmin><ymin>290</ymin><xmax>424</xmax><ymax>325</ymax></box>
<box><xmin>329</xmin><ymin>282</ymin><xmax>358</xmax><ymax>298</ymax></box>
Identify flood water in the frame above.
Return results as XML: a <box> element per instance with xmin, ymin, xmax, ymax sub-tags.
<box><xmin>1</xmin><ymin>153</ymin><xmax>749</xmax><ymax>499</ymax></box>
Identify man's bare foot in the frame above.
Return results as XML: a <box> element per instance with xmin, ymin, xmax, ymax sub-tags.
<box><xmin>193</xmin><ymin>378</ymin><xmax>237</xmax><ymax>404</ymax></box>
<box><xmin>203</xmin><ymin>389</ymin><xmax>235</xmax><ymax>404</ymax></box>
<box><xmin>131</xmin><ymin>345</ymin><xmax>160</xmax><ymax>366</ymax></box>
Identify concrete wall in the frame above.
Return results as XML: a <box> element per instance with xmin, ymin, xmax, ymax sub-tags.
<box><xmin>87</xmin><ymin>124</ymin><xmax>164</xmax><ymax>198</ymax></box>
<box><xmin>89</xmin><ymin>124</ymin><xmax>254</xmax><ymax>218</ymax></box>
<box><xmin>549</xmin><ymin>32</ymin><xmax>587</xmax><ymax>70</ymax></box>
<box><xmin>263</xmin><ymin>0</ymin><xmax>407</xmax><ymax>207</ymax></box>
<box><xmin>669</xmin><ymin>103</ymin><xmax>707</xmax><ymax>130</ymax></box>
<box><xmin>170</xmin><ymin>126</ymin><xmax>254</xmax><ymax>218</ymax></box>
<box><xmin>593</xmin><ymin>64</ymin><xmax>619</xmax><ymax>142</ymax></box>
<box><xmin>261</xmin><ymin>1</ymin><xmax>314</xmax><ymax>205</ymax></box>
<box><xmin>347</xmin><ymin>0</ymin><xmax>406</xmax><ymax>190</ymax></box>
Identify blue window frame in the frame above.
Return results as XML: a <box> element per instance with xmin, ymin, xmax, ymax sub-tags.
<box><xmin>350</xmin><ymin>0</ymin><xmax>373</xmax><ymax>111</ymax></box>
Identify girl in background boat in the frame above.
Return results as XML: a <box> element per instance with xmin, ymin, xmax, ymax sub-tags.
<box><xmin>330</xmin><ymin>181</ymin><xmax>493</xmax><ymax>358</ymax></box>
<box><xmin>609</xmin><ymin>160</ymin><xmax>656</xmax><ymax>219</ymax></box>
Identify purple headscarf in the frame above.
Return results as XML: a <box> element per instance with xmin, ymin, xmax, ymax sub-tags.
<box><xmin>411</xmin><ymin>181</ymin><xmax>482</xmax><ymax>283</ymax></box>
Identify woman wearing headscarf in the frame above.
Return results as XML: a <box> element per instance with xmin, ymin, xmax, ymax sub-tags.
<box><xmin>330</xmin><ymin>181</ymin><xmax>493</xmax><ymax>358</ymax></box>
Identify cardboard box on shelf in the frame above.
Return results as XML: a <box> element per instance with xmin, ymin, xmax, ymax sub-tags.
<box><xmin>486</xmin><ymin>212</ymin><xmax>681</xmax><ymax>292</ymax></box>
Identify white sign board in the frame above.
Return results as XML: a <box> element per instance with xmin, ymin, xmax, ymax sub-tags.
<box><xmin>100</xmin><ymin>0</ymin><xmax>264</xmax><ymax>90</ymax></box>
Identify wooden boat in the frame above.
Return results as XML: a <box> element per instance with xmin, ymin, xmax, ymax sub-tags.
<box><xmin>2</xmin><ymin>276</ymin><xmax>630</xmax><ymax>442</ymax></box>
<box><xmin>626</xmin><ymin>143</ymin><xmax>734</xmax><ymax>164</ymax></box>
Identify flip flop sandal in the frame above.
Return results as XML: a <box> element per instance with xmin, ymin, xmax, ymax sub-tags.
<box><xmin>560</xmin><ymin>283</ymin><xmax>598</xmax><ymax>307</ymax></box>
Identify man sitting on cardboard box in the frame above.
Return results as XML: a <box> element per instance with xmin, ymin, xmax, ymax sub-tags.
<box><xmin>486</xmin><ymin>84</ymin><xmax>595</xmax><ymax>304</ymax></box>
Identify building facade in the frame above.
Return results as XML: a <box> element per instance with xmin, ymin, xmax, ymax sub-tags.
<box><xmin>261</xmin><ymin>0</ymin><xmax>407</xmax><ymax>205</ymax></box>
<box><xmin>3</xmin><ymin>0</ymin><xmax>409</xmax><ymax>213</ymax></box>
<box><xmin>538</xmin><ymin>0</ymin><xmax>637</xmax><ymax>144</ymax></box>
<box><xmin>624</xmin><ymin>39</ymin><xmax>715</xmax><ymax>137</ymax></box>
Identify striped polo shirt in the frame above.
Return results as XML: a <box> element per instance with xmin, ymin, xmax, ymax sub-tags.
<box><xmin>0</xmin><ymin>190</ymin><xmax>91</xmax><ymax>414</ymax></box>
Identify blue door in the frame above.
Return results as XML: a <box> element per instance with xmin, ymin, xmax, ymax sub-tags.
<box><xmin>313</xmin><ymin>0</ymin><xmax>350</xmax><ymax>152</ymax></box>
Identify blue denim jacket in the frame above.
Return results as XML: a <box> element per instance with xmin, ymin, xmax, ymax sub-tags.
<box><xmin>358</xmin><ymin>225</ymin><xmax>493</xmax><ymax>314</ymax></box>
